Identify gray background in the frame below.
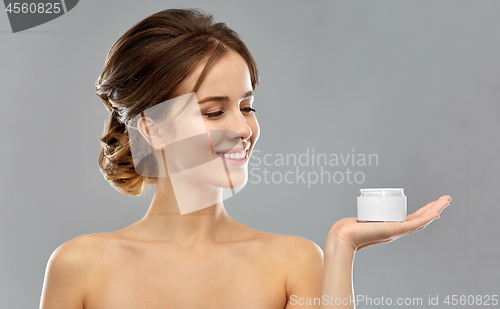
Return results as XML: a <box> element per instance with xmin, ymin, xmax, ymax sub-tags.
<box><xmin>1</xmin><ymin>0</ymin><xmax>499</xmax><ymax>308</ymax></box>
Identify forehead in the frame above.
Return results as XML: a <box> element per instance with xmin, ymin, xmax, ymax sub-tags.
<box><xmin>178</xmin><ymin>49</ymin><xmax>252</xmax><ymax>97</ymax></box>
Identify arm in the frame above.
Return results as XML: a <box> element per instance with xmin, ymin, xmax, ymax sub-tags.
<box><xmin>39</xmin><ymin>235</ymin><xmax>93</xmax><ymax>309</ymax></box>
<box><xmin>283</xmin><ymin>236</ymin><xmax>324</xmax><ymax>308</ymax></box>
<box><xmin>319</xmin><ymin>195</ymin><xmax>451</xmax><ymax>308</ymax></box>
<box><xmin>281</xmin><ymin>233</ymin><xmax>355</xmax><ymax>309</ymax></box>
<box><xmin>284</xmin><ymin>195</ymin><xmax>451</xmax><ymax>309</ymax></box>
<box><xmin>320</xmin><ymin>237</ymin><xmax>355</xmax><ymax>308</ymax></box>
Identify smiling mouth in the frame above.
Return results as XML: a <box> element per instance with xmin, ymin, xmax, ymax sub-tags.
<box><xmin>215</xmin><ymin>150</ymin><xmax>248</xmax><ymax>160</ymax></box>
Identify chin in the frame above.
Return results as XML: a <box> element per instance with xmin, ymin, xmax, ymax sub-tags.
<box><xmin>230</xmin><ymin>173</ymin><xmax>248</xmax><ymax>189</ymax></box>
<box><xmin>210</xmin><ymin>168</ymin><xmax>248</xmax><ymax>190</ymax></box>
<box><xmin>226</xmin><ymin>164</ymin><xmax>248</xmax><ymax>188</ymax></box>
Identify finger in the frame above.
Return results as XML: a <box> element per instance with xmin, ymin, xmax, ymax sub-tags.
<box><xmin>406</xmin><ymin>195</ymin><xmax>451</xmax><ymax>220</ymax></box>
<box><xmin>406</xmin><ymin>210</ymin><xmax>442</xmax><ymax>233</ymax></box>
<box><xmin>420</xmin><ymin>195</ymin><xmax>450</xmax><ymax>219</ymax></box>
<box><xmin>358</xmin><ymin>215</ymin><xmax>439</xmax><ymax>251</ymax></box>
<box><xmin>427</xmin><ymin>195</ymin><xmax>451</xmax><ymax>214</ymax></box>
<box><xmin>398</xmin><ymin>216</ymin><xmax>436</xmax><ymax>236</ymax></box>
<box><xmin>390</xmin><ymin>211</ymin><xmax>439</xmax><ymax>236</ymax></box>
<box><xmin>406</xmin><ymin>200</ymin><xmax>436</xmax><ymax>221</ymax></box>
<box><xmin>436</xmin><ymin>195</ymin><xmax>452</xmax><ymax>214</ymax></box>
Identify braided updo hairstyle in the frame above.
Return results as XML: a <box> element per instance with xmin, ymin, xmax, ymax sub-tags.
<box><xmin>96</xmin><ymin>8</ymin><xmax>259</xmax><ymax>196</ymax></box>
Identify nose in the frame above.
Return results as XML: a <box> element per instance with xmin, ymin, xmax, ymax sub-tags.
<box><xmin>228</xmin><ymin>107</ymin><xmax>252</xmax><ymax>143</ymax></box>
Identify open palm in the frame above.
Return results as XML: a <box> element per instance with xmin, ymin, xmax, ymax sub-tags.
<box><xmin>328</xmin><ymin>195</ymin><xmax>452</xmax><ymax>251</ymax></box>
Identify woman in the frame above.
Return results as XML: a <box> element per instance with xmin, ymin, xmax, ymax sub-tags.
<box><xmin>40</xmin><ymin>8</ymin><xmax>451</xmax><ymax>308</ymax></box>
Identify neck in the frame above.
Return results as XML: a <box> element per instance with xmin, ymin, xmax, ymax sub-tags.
<box><xmin>131</xmin><ymin>175</ymin><xmax>235</xmax><ymax>246</ymax></box>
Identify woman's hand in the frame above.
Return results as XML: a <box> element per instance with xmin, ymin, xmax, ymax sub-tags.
<box><xmin>326</xmin><ymin>195</ymin><xmax>452</xmax><ymax>252</ymax></box>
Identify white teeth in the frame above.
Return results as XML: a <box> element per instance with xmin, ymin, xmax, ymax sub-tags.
<box><xmin>218</xmin><ymin>150</ymin><xmax>247</xmax><ymax>160</ymax></box>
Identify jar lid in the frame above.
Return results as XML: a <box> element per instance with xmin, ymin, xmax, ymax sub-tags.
<box><xmin>360</xmin><ymin>188</ymin><xmax>404</xmax><ymax>196</ymax></box>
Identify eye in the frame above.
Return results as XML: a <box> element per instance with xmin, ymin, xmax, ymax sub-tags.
<box><xmin>241</xmin><ymin>107</ymin><xmax>256</xmax><ymax>115</ymax></box>
<box><xmin>204</xmin><ymin>110</ymin><xmax>224</xmax><ymax>119</ymax></box>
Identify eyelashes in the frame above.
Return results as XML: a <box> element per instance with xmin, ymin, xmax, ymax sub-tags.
<box><xmin>205</xmin><ymin>110</ymin><xmax>224</xmax><ymax>118</ymax></box>
<box><xmin>204</xmin><ymin>107</ymin><xmax>256</xmax><ymax>119</ymax></box>
<box><xmin>243</xmin><ymin>107</ymin><xmax>257</xmax><ymax>114</ymax></box>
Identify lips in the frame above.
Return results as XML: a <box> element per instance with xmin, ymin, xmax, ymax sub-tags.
<box><xmin>216</xmin><ymin>150</ymin><xmax>247</xmax><ymax>160</ymax></box>
<box><xmin>214</xmin><ymin>146</ymin><xmax>250</xmax><ymax>165</ymax></box>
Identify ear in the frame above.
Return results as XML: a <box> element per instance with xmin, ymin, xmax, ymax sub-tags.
<box><xmin>136</xmin><ymin>115</ymin><xmax>169</xmax><ymax>150</ymax></box>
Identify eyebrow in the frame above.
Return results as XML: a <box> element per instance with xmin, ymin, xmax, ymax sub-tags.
<box><xmin>198</xmin><ymin>90</ymin><xmax>254</xmax><ymax>104</ymax></box>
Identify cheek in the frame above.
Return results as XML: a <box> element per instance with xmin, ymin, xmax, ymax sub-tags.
<box><xmin>203</xmin><ymin>121</ymin><xmax>220</xmax><ymax>143</ymax></box>
<box><xmin>202</xmin><ymin>118</ymin><xmax>213</xmax><ymax>131</ymax></box>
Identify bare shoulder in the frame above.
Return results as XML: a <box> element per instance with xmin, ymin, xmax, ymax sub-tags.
<box><xmin>226</xmin><ymin>221</ymin><xmax>324</xmax><ymax>267</ymax></box>
<box><xmin>45</xmin><ymin>233</ymin><xmax>109</xmax><ymax>284</ymax></box>
<box><xmin>258</xmin><ymin>233</ymin><xmax>324</xmax><ymax>297</ymax></box>
<box><xmin>46</xmin><ymin>233</ymin><xmax>115</xmax><ymax>287</ymax></box>
<box><xmin>258</xmin><ymin>232</ymin><xmax>324</xmax><ymax>264</ymax></box>
<box><xmin>49</xmin><ymin>234</ymin><xmax>97</xmax><ymax>268</ymax></box>
<box><xmin>40</xmin><ymin>233</ymin><xmax>107</xmax><ymax>308</ymax></box>
<box><xmin>50</xmin><ymin>233</ymin><xmax>108</xmax><ymax>263</ymax></box>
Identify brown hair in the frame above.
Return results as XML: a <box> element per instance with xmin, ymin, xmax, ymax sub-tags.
<box><xmin>96</xmin><ymin>8</ymin><xmax>259</xmax><ymax>196</ymax></box>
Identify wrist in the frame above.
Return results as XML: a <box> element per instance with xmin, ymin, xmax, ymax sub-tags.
<box><xmin>323</xmin><ymin>233</ymin><xmax>356</xmax><ymax>272</ymax></box>
<box><xmin>325</xmin><ymin>227</ymin><xmax>357</xmax><ymax>254</ymax></box>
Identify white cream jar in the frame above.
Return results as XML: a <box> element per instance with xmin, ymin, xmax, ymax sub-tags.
<box><xmin>357</xmin><ymin>188</ymin><xmax>407</xmax><ymax>222</ymax></box>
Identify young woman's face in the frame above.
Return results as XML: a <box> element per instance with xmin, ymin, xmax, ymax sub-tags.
<box><xmin>170</xmin><ymin>49</ymin><xmax>260</xmax><ymax>190</ymax></box>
